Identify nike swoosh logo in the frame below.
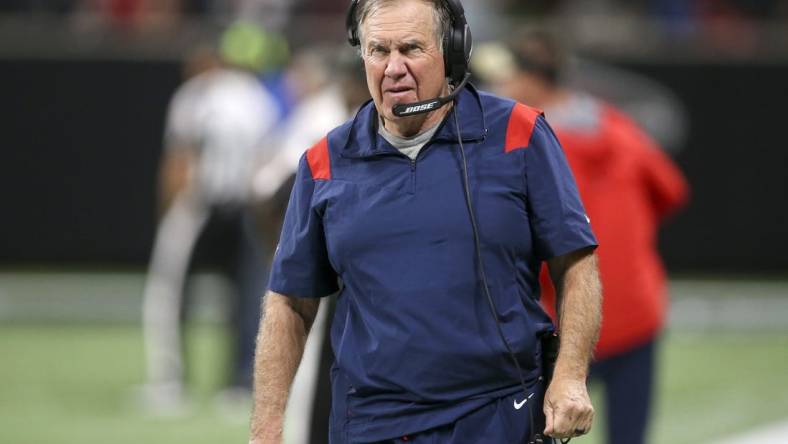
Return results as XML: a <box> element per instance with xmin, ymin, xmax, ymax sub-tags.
<box><xmin>514</xmin><ymin>392</ymin><xmax>534</xmax><ymax>410</ymax></box>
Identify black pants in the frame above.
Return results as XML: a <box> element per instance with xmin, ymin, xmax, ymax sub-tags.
<box><xmin>185</xmin><ymin>207</ymin><xmax>268</xmax><ymax>389</ymax></box>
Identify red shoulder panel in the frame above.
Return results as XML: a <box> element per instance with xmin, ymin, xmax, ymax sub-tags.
<box><xmin>306</xmin><ymin>137</ymin><xmax>331</xmax><ymax>180</ymax></box>
<box><xmin>504</xmin><ymin>103</ymin><xmax>543</xmax><ymax>153</ymax></box>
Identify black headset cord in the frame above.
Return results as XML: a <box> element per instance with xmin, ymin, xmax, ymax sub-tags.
<box><xmin>453</xmin><ymin>110</ymin><xmax>569</xmax><ymax>444</ymax></box>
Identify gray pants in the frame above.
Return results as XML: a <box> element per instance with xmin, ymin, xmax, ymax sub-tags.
<box><xmin>141</xmin><ymin>192</ymin><xmax>268</xmax><ymax>392</ymax></box>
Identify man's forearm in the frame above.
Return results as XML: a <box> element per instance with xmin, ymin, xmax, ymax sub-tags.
<box><xmin>552</xmin><ymin>251</ymin><xmax>602</xmax><ymax>380</ymax></box>
<box><xmin>543</xmin><ymin>250</ymin><xmax>602</xmax><ymax>438</ymax></box>
<box><xmin>250</xmin><ymin>291</ymin><xmax>320</xmax><ymax>441</ymax></box>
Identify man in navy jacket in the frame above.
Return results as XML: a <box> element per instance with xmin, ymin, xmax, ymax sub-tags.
<box><xmin>249</xmin><ymin>1</ymin><xmax>602</xmax><ymax>443</ymax></box>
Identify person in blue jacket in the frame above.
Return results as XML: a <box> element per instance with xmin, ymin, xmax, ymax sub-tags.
<box><xmin>249</xmin><ymin>1</ymin><xmax>603</xmax><ymax>443</ymax></box>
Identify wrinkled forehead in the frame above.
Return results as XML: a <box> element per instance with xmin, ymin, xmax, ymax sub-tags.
<box><xmin>359</xmin><ymin>0</ymin><xmax>440</xmax><ymax>46</ymax></box>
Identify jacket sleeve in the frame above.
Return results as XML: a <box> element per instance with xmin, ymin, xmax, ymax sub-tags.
<box><xmin>524</xmin><ymin>116</ymin><xmax>598</xmax><ymax>261</ymax></box>
<box><xmin>268</xmin><ymin>153</ymin><xmax>339</xmax><ymax>298</ymax></box>
<box><xmin>640</xmin><ymin>140</ymin><xmax>690</xmax><ymax>220</ymax></box>
<box><xmin>614</xmin><ymin>111</ymin><xmax>690</xmax><ymax>220</ymax></box>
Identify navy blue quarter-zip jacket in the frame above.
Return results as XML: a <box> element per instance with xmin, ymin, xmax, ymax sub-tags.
<box><xmin>269</xmin><ymin>85</ymin><xmax>597</xmax><ymax>442</ymax></box>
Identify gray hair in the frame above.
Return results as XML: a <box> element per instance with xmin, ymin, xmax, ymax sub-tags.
<box><xmin>356</xmin><ymin>0</ymin><xmax>452</xmax><ymax>55</ymax></box>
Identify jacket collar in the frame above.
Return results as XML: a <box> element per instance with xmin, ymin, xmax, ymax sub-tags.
<box><xmin>340</xmin><ymin>83</ymin><xmax>488</xmax><ymax>159</ymax></box>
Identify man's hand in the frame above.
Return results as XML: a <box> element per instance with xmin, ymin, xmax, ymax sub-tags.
<box><xmin>158</xmin><ymin>146</ymin><xmax>194</xmax><ymax>214</ymax></box>
<box><xmin>543</xmin><ymin>375</ymin><xmax>594</xmax><ymax>439</ymax></box>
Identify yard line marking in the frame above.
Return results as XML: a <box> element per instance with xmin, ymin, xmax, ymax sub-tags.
<box><xmin>713</xmin><ymin>419</ymin><xmax>788</xmax><ymax>444</ymax></box>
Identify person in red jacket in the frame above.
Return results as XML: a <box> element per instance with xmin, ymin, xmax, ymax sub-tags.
<box><xmin>475</xmin><ymin>32</ymin><xmax>689</xmax><ymax>444</ymax></box>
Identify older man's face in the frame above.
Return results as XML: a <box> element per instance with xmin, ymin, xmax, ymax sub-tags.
<box><xmin>360</xmin><ymin>0</ymin><xmax>447</xmax><ymax>123</ymax></box>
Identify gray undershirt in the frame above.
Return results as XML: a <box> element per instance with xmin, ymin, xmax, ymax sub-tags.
<box><xmin>378</xmin><ymin>117</ymin><xmax>441</xmax><ymax>160</ymax></box>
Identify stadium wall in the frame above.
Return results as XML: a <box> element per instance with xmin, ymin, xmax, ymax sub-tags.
<box><xmin>1</xmin><ymin>59</ymin><xmax>785</xmax><ymax>274</ymax></box>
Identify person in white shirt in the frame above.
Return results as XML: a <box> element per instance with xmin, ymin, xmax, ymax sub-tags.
<box><xmin>140</xmin><ymin>36</ymin><xmax>283</xmax><ymax>413</ymax></box>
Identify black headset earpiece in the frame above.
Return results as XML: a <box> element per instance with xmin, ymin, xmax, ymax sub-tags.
<box><xmin>345</xmin><ymin>0</ymin><xmax>472</xmax><ymax>86</ymax></box>
<box><xmin>346</xmin><ymin>0</ymin><xmax>361</xmax><ymax>47</ymax></box>
<box><xmin>441</xmin><ymin>0</ymin><xmax>472</xmax><ymax>86</ymax></box>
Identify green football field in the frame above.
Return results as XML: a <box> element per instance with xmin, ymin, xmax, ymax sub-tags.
<box><xmin>1</xmin><ymin>324</ymin><xmax>787</xmax><ymax>444</ymax></box>
<box><xmin>1</xmin><ymin>272</ymin><xmax>787</xmax><ymax>444</ymax></box>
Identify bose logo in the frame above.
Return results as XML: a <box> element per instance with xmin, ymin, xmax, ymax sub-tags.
<box><xmin>403</xmin><ymin>102</ymin><xmax>436</xmax><ymax>114</ymax></box>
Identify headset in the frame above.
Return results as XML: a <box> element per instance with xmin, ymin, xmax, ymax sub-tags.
<box><xmin>345</xmin><ymin>0</ymin><xmax>473</xmax><ymax>117</ymax></box>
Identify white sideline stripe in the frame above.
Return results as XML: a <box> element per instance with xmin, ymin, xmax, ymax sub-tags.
<box><xmin>713</xmin><ymin>420</ymin><xmax>788</xmax><ymax>444</ymax></box>
<box><xmin>668</xmin><ymin>279</ymin><xmax>788</xmax><ymax>331</ymax></box>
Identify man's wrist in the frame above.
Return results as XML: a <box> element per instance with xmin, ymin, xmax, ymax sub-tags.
<box><xmin>552</xmin><ymin>358</ymin><xmax>589</xmax><ymax>382</ymax></box>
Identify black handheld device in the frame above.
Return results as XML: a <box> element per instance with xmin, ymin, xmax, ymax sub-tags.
<box><xmin>538</xmin><ymin>332</ymin><xmax>571</xmax><ymax>444</ymax></box>
<box><xmin>541</xmin><ymin>332</ymin><xmax>560</xmax><ymax>385</ymax></box>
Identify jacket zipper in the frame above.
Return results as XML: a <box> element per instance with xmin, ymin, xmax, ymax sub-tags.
<box><xmin>410</xmin><ymin>158</ymin><xmax>416</xmax><ymax>192</ymax></box>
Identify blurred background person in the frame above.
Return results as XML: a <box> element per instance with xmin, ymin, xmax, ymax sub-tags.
<box><xmin>474</xmin><ymin>30</ymin><xmax>689</xmax><ymax>444</ymax></box>
<box><xmin>139</xmin><ymin>22</ymin><xmax>288</xmax><ymax>414</ymax></box>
